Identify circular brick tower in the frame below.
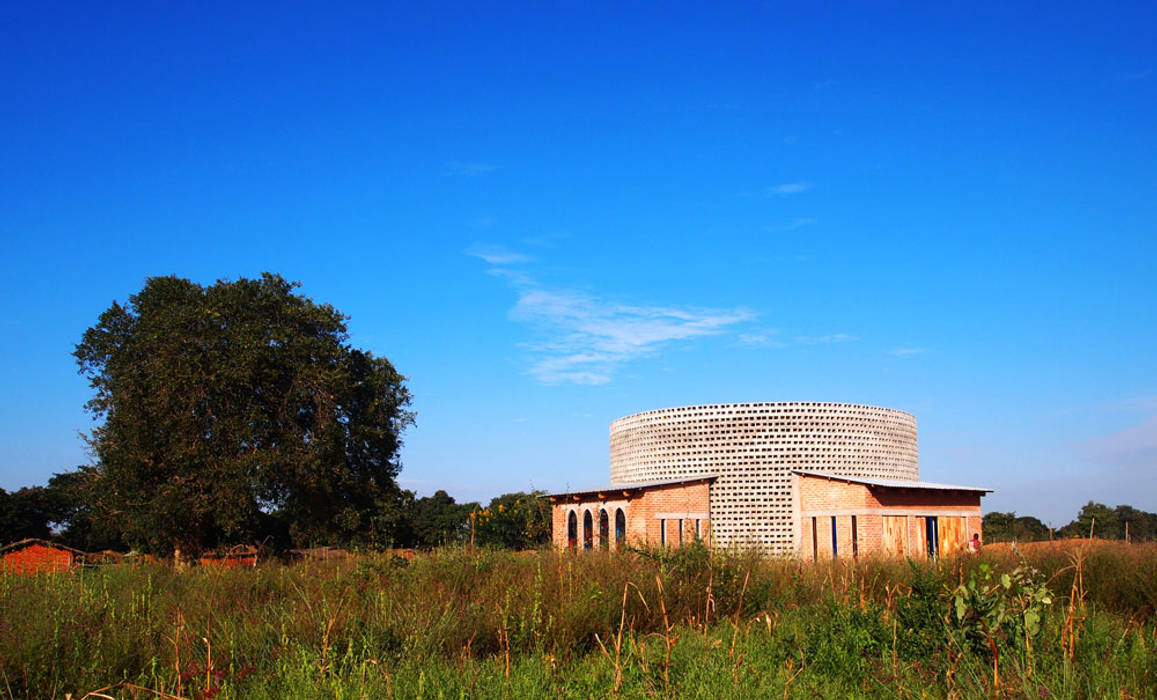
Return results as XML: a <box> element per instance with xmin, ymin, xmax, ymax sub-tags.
<box><xmin>609</xmin><ymin>402</ymin><xmax>918</xmax><ymax>552</ymax></box>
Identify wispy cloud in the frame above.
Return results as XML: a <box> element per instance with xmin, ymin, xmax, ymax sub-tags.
<box><xmin>465</xmin><ymin>244</ymin><xmax>532</xmax><ymax>265</ymax></box>
<box><xmin>768</xmin><ymin>182</ymin><xmax>812</xmax><ymax>196</ymax></box>
<box><xmin>468</xmin><ymin>246</ymin><xmax>869</xmax><ymax>383</ymax></box>
<box><xmin>1076</xmin><ymin>415</ymin><xmax>1157</xmax><ymax>471</ymax></box>
<box><xmin>511</xmin><ymin>289</ymin><xmax>754</xmax><ymax>384</ymax></box>
<box><xmin>448</xmin><ymin>161</ymin><xmax>496</xmax><ymax>176</ymax></box>
<box><xmin>1111</xmin><ymin>396</ymin><xmax>1157</xmax><ymax>412</ymax></box>
<box><xmin>738</xmin><ymin>331</ymin><xmax>786</xmax><ymax>348</ymax></box>
<box><xmin>764</xmin><ymin>217</ymin><xmax>817</xmax><ymax>232</ymax></box>
<box><xmin>888</xmin><ymin>347</ymin><xmax>926</xmax><ymax>358</ymax></box>
<box><xmin>794</xmin><ymin>333</ymin><xmax>857</xmax><ymax>345</ymax></box>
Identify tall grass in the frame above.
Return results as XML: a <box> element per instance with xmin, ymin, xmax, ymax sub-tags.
<box><xmin>2</xmin><ymin>541</ymin><xmax>1156</xmax><ymax>697</ymax></box>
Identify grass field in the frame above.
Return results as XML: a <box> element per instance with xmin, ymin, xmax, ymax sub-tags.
<box><xmin>2</xmin><ymin>540</ymin><xmax>1156</xmax><ymax>698</ymax></box>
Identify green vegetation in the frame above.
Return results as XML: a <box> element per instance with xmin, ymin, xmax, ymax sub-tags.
<box><xmin>3</xmin><ymin>541</ymin><xmax>1156</xmax><ymax>698</ymax></box>
<box><xmin>984</xmin><ymin>501</ymin><xmax>1157</xmax><ymax>543</ymax></box>
<box><xmin>69</xmin><ymin>273</ymin><xmax>414</xmax><ymax>558</ymax></box>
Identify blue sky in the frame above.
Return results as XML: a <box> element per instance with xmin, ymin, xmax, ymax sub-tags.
<box><xmin>1</xmin><ymin>2</ymin><xmax>1154</xmax><ymax>525</ymax></box>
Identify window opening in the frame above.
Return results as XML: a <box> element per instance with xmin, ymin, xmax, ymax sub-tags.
<box><xmin>851</xmin><ymin>515</ymin><xmax>859</xmax><ymax>558</ymax></box>
<box><xmin>831</xmin><ymin>516</ymin><xmax>838</xmax><ymax>558</ymax></box>
<box><xmin>925</xmin><ymin>517</ymin><xmax>938</xmax><ymax>559</ymax></box>
<box><xmin>811</xmin><ymin>516</ymin><xmax>818</xmax><ymax>561</ymax></box>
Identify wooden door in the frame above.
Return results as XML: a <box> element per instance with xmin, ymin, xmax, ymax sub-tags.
<box><xmin>882</xmin><ymin>516</ymin><xmax>908</xmax><ymax>557</ymax></box>
<box><xmin>911</xmin><ymin>518</ymin><xmax>927</xmax><ymax>558</ymax></box>
<box><xmin>938</xmin><ymin>517</ymin><xmax>965</xmax><ymax>557</ymax></box>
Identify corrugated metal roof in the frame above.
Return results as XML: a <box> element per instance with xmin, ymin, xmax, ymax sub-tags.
<box><xmin>793</xmin><ymin>470</ymin><xmax>993</xmax><ymax>493</ymax></box>
<box><xmin>0</xmin><ymin>538</ymin><xmax>88</xmax><ymax>556</ymax></box>
<box><xmin>547</xmin><ymin>474</ymin><xmax>719</xmax><ymax>498</ymax></box>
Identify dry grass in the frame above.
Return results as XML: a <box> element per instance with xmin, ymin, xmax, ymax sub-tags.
<box><xmin>1</xmin><ymin>542</ymin><xmax>1155</xmax><ymax>697</ymax></box>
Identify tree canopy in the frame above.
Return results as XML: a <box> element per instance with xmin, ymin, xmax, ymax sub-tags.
<box><xmin>73</xmin><ymin>273</ymin><xmax>413</xmax><ymax>557</ymax></box>
<box><xmin>982</xmin><ymin>511</ymin><xmax>1052</xmax><ymax>543</ymax></box>
<box><xmin>0</xmin><ymin>486</ymin><xmax>53</xmax><ymax>542</ymax></box>
<box><xmin>472</xmin><ymin>491</ymin><xmax>551</xmax><ymax>550</ymax></box>
<box><xmin>397</xmin><ymin>490</ymin><xmax>477</xmax><ymax>548</ymax></box>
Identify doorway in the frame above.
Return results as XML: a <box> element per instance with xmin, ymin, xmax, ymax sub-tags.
<box><xmin>924</xmin><ymin>517</ymin><xmax>939</xmax><ymax>558</ymax></box>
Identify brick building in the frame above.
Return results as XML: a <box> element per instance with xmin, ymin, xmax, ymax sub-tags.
<box><xmin>0</xmin><ymin>538</ymin><xmax>86</xmax><ymax>574</ymax></box>
<box><xmin>549</xmin><ymin>402</ymin><xmax>992</xmax><ymax>558</ymax></box>
<box><xmin>795</xmin><ymin>471</ymin><xmax>987</xmax><ymax>560</ymax></box>
<box><xmin>549</xmin><ymin>476</ymin><xmax>714</xmax><ymax>550</ymax></box>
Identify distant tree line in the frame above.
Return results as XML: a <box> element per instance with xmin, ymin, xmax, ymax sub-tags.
<box><xmin>984</xmin><ymin>501</ymin><xmax>1157</xmax><ymax>543</ymax></box>
<box><xmin>0</xmin><ymin>480</ymin><xmax>550</xmax><ymax>553</ymax></box>
<box><xmin>0</xmin><ymin>273</ymin><xmax>551</xmax><ymax>559</ymax></box>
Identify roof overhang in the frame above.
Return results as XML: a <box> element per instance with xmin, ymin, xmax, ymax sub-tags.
<box><xmin>547</xmin><ymin>474</ymin><xmax>719</xmax><ymax>502</ymax></box>
<box><xmin>0</xmin><ymin>538</ymin><xmax>88</xmax><ymax>556</ymax></box>
<box><xmin>793</xmin><ymin>470</ymin><xmax>994</xmax><ymax>493</ymax></box>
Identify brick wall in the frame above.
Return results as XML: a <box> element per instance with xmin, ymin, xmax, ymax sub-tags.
<box><xmin>636</xmin><ymin>481</ymin><xmax>710</xmax><ymax>546</ymax></box>
<box><xmin>0</xmin><ymin>542</ymin><xmax>78</xmax><ymax>574</ymax></box>
<box><xmin>870</xmin><ymin>487</ymin><xmax>981</xmax><ymax>512</ymax></box>
<box><xmin>796</xmin><ymin>474</ymin><xmax>984</xmax><ymax>560</ymax></box>
<box><xmin>798</xmin><ymin>477</ymin><xmax>871</xmax><ymax>513</ymax></box>
<box><xmin>550</xmin><ymin>480</ymin><xmax>711</xmax><ymax>550</ymax></box>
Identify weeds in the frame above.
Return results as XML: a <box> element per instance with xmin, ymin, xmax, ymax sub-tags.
<box><xmin>1</xmin><ymin>542</ymin><xmax>1156</xmax><ymax>697</ymax></box>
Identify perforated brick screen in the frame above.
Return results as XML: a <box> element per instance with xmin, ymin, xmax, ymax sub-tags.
<box><xmin>609</xmin><ymin>402</ymin><xmax>919</xmax><ymax>552</ymax></box>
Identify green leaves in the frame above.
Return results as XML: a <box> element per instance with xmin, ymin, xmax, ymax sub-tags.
<box><xmin>948</xmin><ymin>559</ymin><xmax>1054</xmax><ymax>661</ymax></box>
<box><xmin>75</xmin><ymin>273</ymin><xmax>413</xmax><ymax>556</ymax></box>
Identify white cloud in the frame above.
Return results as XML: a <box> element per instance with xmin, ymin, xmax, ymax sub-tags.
<box><xmin>1076</xmin><ymin>415</ymin><xmax>1157</xmax><ymax>471</ymax></box>
<box><xmin>465</xmin><ymin>244</ymin><xmax>532</xmax><ymax>265</ymax></box>
<box><xmin>738</xmin><ymin>331</ymin><xmax>785</xmax><ymax>348</ymax></box>
<box><xmin>768</xmin><ymin>182</ymin><xmax>812</xmax><ymax>196</ymax></box>
<box><xmin>465</xmin><ymin>248</ymin><xmax>879</xmax><ymax>384</ymax></box>
<box><xmin>510</xmin><ymin>288</ymin><xmax>754</xmax><ymax>384</ymax></box>
<box><xmin>888</xmin><ymin>347</ymin><xmax>926</xmax><ymax>358</ymax></box>
<box><xmin>448</xmin><ymin>161</ymin><xmax>496</xmax><ymax>176</ymax></box>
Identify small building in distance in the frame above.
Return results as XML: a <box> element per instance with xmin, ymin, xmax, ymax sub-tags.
<box><xmin>199</xmin><ymin>544</ymin><xmax>260</xmax><ymax>569</ymax></box>
<box><xmin>0</xmin><ymin>538</ymin><xmax>86</xmax><ymax>574</ymax></box>
<box><xmin>548</xmin><ymin>476</ymin><xmax>715</xmax><ymax>550</ymax></box>
<box><xmin>795</xmin><ymin>471</ymin><xmax>988</xmax><ymax>560</ymax></box>
<box><xmin>549</xmin><ymin>402</ymin><xmax>992</xmax><ymax>558</ymax></box>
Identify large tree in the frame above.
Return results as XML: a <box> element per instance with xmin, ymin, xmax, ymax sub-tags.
<box><xmin>75</xmin><ymin>273</ymin><xmax>413</xmax><ymax>558</ymax></box>
<box><xmin>0</xmin><ymin>486</ymin><xmax>53</xmax><ymax>544</ymax></box>
<box><xmin>398</xmin><ymin>489</ymin><xmax>478</xmax><ymax>549</ymax></box>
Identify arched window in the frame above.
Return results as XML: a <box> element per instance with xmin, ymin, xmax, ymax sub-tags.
<box><xmin>583</xmin><ymin>510</ymin><xmax>593</xmax><ymax>550</ymax></box>
<box><xmin>567</xmin><ymin>511</ymin><xmax>577</xmax><ymax>549</ymax></box>
<box><xmin>615</xmin><ymin>508</ymin><xmax>626</xmax><ymax>547</ymax></box>
<box><xmin>598</xmin><ymin>509</ymin><xmax>609</xmax><ymax>549</ymax></box>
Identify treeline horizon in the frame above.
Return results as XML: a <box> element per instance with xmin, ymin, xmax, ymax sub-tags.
<box><xmin>984</xmin><ymin>501</ymin><xmax>1157</xmax><ymax>543</ymax></box>
<box><xmin>0</xmin><ymin>274</ymin><xmax>558</xmax><ymax>560</ymax></box>
<box><xmin>0</xmin><ymin>478</ymin><xmax>550</xmax><ymax>554</ymax></box>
